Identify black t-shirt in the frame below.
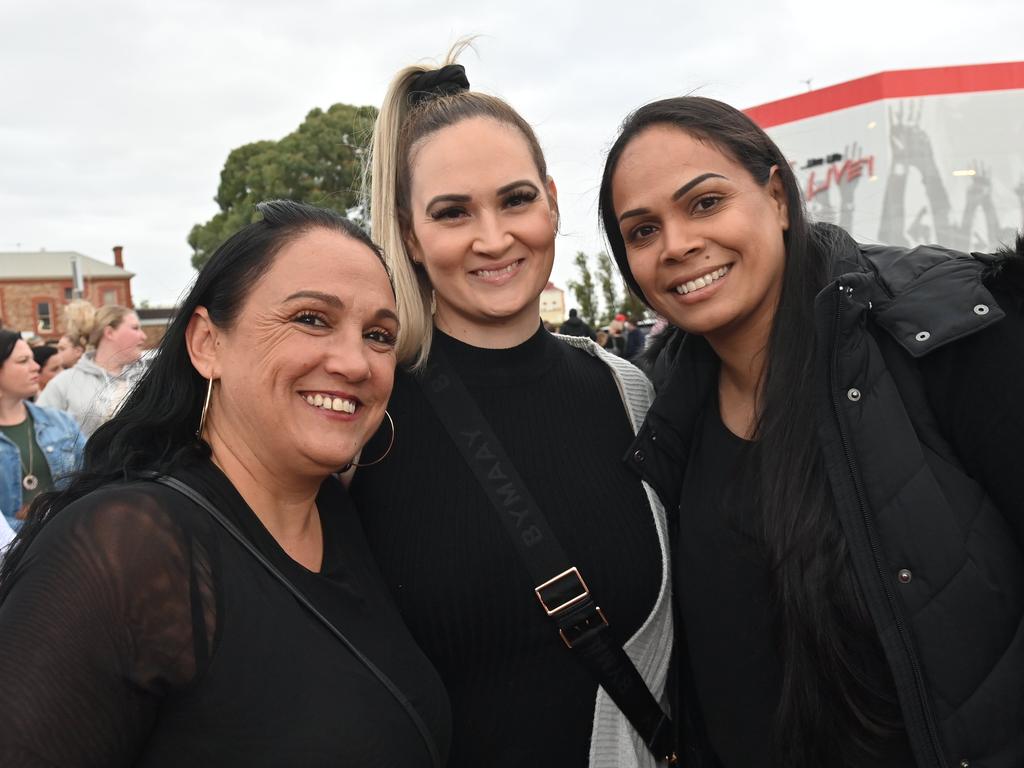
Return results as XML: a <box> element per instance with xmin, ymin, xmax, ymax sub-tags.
<box><xmin>0</xmin><ymin>459</ymin><xmax>451</xmax><ymax>767</ymax></box>
<box><xmin>677</xmin><ymin>399</ymin><xmax>915</xmax><ymax>767</ymax></box>
<box><xmin>350</xmin><ymin>326</ymin><xmax>663</xmax><ymax>767</ymax></box>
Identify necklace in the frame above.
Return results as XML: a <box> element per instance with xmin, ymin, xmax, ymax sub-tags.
<box><xmin>20</xmin><ymin>419</ymin><xmax>38</xmax><ymax>491</ymax></box>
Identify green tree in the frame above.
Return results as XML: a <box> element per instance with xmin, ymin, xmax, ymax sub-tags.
<box><xmin>188</xmin><ymin>102</ymin><xmax>378</xmax><ymax>269</ymax></box>
<box><xmin>566</xmin><ymin>251</ymin><xmax>599</xmax><ymax>328</ymax></box>
<box><xmin>596</xmin><ymin>251</ymin><xmax>621</xmax><ymax>325</ymax></box>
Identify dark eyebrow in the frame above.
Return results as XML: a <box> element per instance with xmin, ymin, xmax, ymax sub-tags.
<box><xmin>672</xmin><ymin>173</ymin><xmax>727</xmax><ymax>201</ymax></box>
<box><xmin>425</xmin><ymin>193</ymin><xmax>471</xmax><ymax>209</ymax></box>
<box><xmin>373</xmin><ymin>308</ymin><xmax>400</xmax><ymax>327</ymax></box>
<box><xmin>283</xmin><ymin>290</ymin><xmax>343</xmax><ymax>308</ymax></box>
<box><xmin>496</xmin><ymin>179</ymin><xmax>540</xmax><ymax>196</ymax></box>
<box><xmin>285</xmin><ymin>291</ymin><xmax>398</xmax><ymax>327</ymax></box>
<box><xmin>618</xmin><ymin>172</ymin><xmax>728</xmax><ymax>223</ymax></box>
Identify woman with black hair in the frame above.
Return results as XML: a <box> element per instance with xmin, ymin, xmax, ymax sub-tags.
<box><xmin>0</xmin><ymin>201</ymin><xmax>450</xmax><ymax>768</ymax></box>
<box><xmin>0</xmin><ymin>331</ymin><xmax>84</xmax><ymax>531</ymax></box>
<box><xmin>599</xmin><ymin>97</ymin><xmax>1024</xmax><ymax>767</ymax></box>
<box><xmin>31</xmin><ymin>344</ymin><xmax>63</xmax><ymax>391</ymax></box>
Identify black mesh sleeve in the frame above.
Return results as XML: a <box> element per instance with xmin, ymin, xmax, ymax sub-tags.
<box><xmin>0</xmin><ymin>487</ymin><xmax>217</xmax><ymax>767</ymax></box>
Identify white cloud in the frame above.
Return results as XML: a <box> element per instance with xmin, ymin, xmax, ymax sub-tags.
<box><xmin>4</xmin><ymin>0</ymin><xmax>1022</xmax><ymax>303</ymax></box>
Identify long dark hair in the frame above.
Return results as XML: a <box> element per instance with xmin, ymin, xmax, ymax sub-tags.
<box><xmin>599</xmin><ymin>98</ymin><xmax>899</xmax><ymax>764</ymax></box>
<box><xmin>0</xmin><ymin>200</ymin><xmax>387</xmax><ymax>598</ymax></box>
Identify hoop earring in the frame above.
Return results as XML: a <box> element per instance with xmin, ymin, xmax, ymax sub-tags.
<box><xmin>196</xmin><ymin>377</ymin><xmax>214</xmax><ymax>439</ymax></box>
<box><xmin>343</xmin><ymin>410</ymin><xmax>395</xmax><ymax>470</ymax></box>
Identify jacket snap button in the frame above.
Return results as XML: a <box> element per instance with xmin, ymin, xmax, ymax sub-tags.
<box><xmin>846</xmin><ymin>388</ymin><xmax>861</xmax><ymax>402</ymax></box>
<box><xmin>46</xmin><ymin>446</ymin><xmax>54</xmax><ymax>452</ymax></box>
<box><xmin>959</xmin><ymin>761</ymin><xmax>969</xmax><ymax>768</ymax></box>
<box><xmin>633</xmin><ymin>449</ymin><xmax>646</xmax><ymax>463</ymax></box>
<box><xmin>973</xmin><ymin>304</ymin><xmax>989</xmax><ymax>316</ymax></box>
<box><xmin>914</xmin><ymin>331</ymin><xmax>930</xmax><ymax>342</ymax></box>
<box><xmin>898</xmin><ymin>569</ymin><xmax>912</xmax><ymax>584</ymax></box>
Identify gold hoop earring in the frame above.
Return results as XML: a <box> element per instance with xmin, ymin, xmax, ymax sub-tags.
<box><xmin>343</xmin><ymin>410</ymin><xmax>395</xmax><ymax>470</ymax></box>
<box><xmin>196</xmin><ymin>377</ymin><xmax>214</xmax><ymax>439</ymax></box>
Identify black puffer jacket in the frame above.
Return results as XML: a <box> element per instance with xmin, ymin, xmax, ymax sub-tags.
<box><xmin>628</xmin><ymin>228</ymin><xmax>1024</xmax><ymax>767</ymax></box>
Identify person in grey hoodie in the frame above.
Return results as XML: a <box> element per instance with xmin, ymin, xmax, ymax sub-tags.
<box><xmin>38</xmin><ymin>304</ymin><xmax>148</xmax><ymax>436</ymax></box>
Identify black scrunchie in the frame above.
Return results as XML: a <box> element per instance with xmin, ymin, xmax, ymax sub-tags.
<box><xmin>408</xmin><ymin>64</ymin><xmax>471</xmax><ymax>107</ymax></box>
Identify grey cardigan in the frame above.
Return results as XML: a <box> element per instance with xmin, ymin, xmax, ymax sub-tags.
<box><xmin>555</xmin><ymin>334</ymin><xmax>674</xmax><ymax>768</ymax></box>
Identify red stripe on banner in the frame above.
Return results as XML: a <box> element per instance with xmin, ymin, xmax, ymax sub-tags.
<box><xmin>745</xmin><ymin>61</ymin><xmax>1024</xmax><ymax>128</ymax></box>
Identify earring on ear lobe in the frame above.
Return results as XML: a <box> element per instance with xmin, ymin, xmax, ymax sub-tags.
<box><xmin>340</xmin><ymin>410</ymin><xmax>395</xmax><ymax>472</ymax></box>
<box><xmin>196</xmin><ymin>377</ymin><xmax>215</xmax><ymax>439</ymax></box>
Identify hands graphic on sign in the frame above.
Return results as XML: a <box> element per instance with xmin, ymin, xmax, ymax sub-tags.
<box><xmin>839</xmin><ymin>142</ymin><xmax>862</xmax><ymax>231</ymax></box>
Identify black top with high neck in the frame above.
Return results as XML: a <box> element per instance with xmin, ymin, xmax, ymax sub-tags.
<box><xmin>350</xmin><ymin>326</ymin><xmax>662</xmax><ymax>767</ymax></box>
<box><xmin>0</xmin><ymin>457</ymin><xmax>451</xmax><ymax>767</ymax></box>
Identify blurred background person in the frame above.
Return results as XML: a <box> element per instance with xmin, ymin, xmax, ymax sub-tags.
<box><xmin>39</xmin><ymin>303</ymin><xmax>149</xmax><ymax>436</ymax></box>
<box><xmin>55</xmin><ymin>300</ymin><xmax>91</xmax><ymax>369</ymax></box>
<box><xmin>622</xmin><ymin>317</ymin><xmax>645</xmax><ymax>360</ymax></box>
<box><xmin>0</xmin><ymin>330</ymin><xmax>85</xmax><ymax>531</ymax></box>
<box><xmin>31</xmin><ymin>345</ymin><xmax>62</xmax><ymax>392</ymax></box>
<box><xmin>557</xmin><ymin>308</ymin><xmax>595</xmax><ymax>339</ymax></box>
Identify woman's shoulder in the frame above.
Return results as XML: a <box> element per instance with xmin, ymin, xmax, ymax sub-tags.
<box><xmin>34</xmin><ymin>481</ymin><xmax>215</xmax><ymax>573</ymax></box>
<box><xmin>26</xmin><ymin>400</ymin><xmax>81</xmax><ymax>431</ymax></box>
<box><xmin>555</xmin><ymin>333</ymin><xmax>653</xmax><ymax>390</ymax></box>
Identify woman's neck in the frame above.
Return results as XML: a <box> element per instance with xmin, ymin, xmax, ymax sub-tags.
<box><xmin>93</xmin><ymin>345</ymin><xmax>124</xmax><ymax>375</ymax></box>
<box><xmin>0</xmin><ymin>395</ymin><xmax>27</xmax><ymax>427</ymax></box>
<box><xmin>708</xmin><ymin>325</ymin><xmax>771</xmax><ymax>441</ymax></box>
<box><xmin>205</xmin><ymin>421</ymin><xmax>323</xmax><ymax>570</ymax></box>
<box><xmin>434</xmin><ymin>301</ymin><xmax>541</xmax><ymax>349</ymax></box>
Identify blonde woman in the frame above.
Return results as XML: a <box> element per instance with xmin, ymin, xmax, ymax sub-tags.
<box><xmin>55</xmin><ymin>300</ymin><xmax>90</xmax><ymax>369</ymax></box>
<box><xmin>348</xmin><ymin>47</ymin><xmax>673</xmax><ymax>768</ymax></box>
<box><xmin>39</xmin><ymin>302</ymin><xmax>148</xmax><ymax>436</ymax></box>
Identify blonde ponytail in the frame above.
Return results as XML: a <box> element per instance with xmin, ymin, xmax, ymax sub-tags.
<box><xmin>366</xmin><ymin>39</ymin><xmax>548</xmax><ymax>369</ymax></box>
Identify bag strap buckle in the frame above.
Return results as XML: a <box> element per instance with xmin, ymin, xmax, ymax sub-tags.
<box><xmin>534</xmin><ymin>566</ymin><xmax>592</xmax><ymax>616</ymax></box>
<box><xmin>535</xmin><ymin>567</ymin><xmax>610</xmax><ymax>648</ymax></box>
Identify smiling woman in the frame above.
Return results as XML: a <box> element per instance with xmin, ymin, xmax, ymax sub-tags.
<box><xmin>350</xmin><ymin>45</ymin><xmax>673</xmax><ymax>768</ymax></box>
<box><xmin>599</xmin><ymin>96</ymin><xmax>1024</xmax><ymax>768</ymax></box>
<box><xmin>0</xmin><ymin>201</ymin><xmax>450</xmax><ymax>768</ymax></box>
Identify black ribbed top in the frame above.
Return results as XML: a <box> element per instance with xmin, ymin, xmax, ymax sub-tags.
<box><xmin>351</xmin><ymin>325</ymin><xmax>661</xmax><ymax>768</ymax></box>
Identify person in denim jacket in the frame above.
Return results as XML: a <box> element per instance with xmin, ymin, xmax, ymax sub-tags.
<box><xmin>0</xmin><ymin>330</ymin><xmax>85</xmax><ymax>531</ymax></box>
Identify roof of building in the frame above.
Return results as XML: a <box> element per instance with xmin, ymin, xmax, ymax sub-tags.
<box><xmin>137</xmin><ymin>307</ymin><xmax>177</xmax><ymax>323</ymax></box>
<box><xmin>746</xmin><ymin>60</ymin><xmax>1024</xmax><ymax>128</ymax></box>
<box><xmin>0</xmin><ymin>251</ymin><xmax>134</xmax><ymax>280</ymax></box>
<box><xmin>543</xmin><ymin>281</ymin><xmax>564</xmax><ymax>293</ymax></box>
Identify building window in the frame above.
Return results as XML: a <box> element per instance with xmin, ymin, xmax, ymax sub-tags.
<box><xmin>64</xmin><ymin>287</ymin><xmax>73</xmax><ymax>301</ymax></box>
<box><xmin>36</xmin><ymin>302</ymin><xmax>53</xmax><ymax>332</ymax></box>
<box><xmin>102</xmin><ymin>289</ymin><xmax>118</xmax><ymax>306</ymax></box>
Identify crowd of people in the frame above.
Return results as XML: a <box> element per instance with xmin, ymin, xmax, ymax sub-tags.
<box><xmin>0</xmin><ymin>43</ymin><xmax>1021</xmax><ymax>768</ymax></box>
<box><xmin>0</xmin><ymin>300</ymin><xmax>147</xmax><ymax>534</ymax></box>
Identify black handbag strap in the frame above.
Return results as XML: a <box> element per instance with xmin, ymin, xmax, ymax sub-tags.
<box><xmin>146</xmin><ymin>473</ymin><xmax>441</xmax><ymax>768</ymax></box>
<box><xmin>417</xmin><ymin>347</ymin><xmax>676</xmax><ymax>765</ymax></box>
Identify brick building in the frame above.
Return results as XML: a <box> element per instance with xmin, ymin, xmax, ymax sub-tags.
<box><xmin>0</xmin><ymin>246</ymin><xmax>134</xmax><ymax>340</ymax></box>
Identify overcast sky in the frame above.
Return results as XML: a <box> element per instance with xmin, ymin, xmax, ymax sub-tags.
<box><xmin>4</xmin><ymin>0</ymin><xmax>1022</xmax><ymax>306</ymax></box>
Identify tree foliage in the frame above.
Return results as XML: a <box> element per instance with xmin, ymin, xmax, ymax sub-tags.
<box><xmin>596</xmin><ymin>251</ymin><xmax>621</xmax><ymax>325</ymax></box>
<box><xmin>188</xmin><ymin>102</ymin><xmax>378</xmax><ymax>269</ymax></box>
<box><xmin>568</xmin><ymin>249</ymin><xmax>649</xmax><ymax>327</ymax></box>
<box><xmin>566</xmin><ymin>251</ymin><xmax>599</xmax><ymax>327</ymax></box>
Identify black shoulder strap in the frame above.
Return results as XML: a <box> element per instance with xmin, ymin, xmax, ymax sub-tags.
<box><xmin>417</xmin><ymin>347</ymin><xmax>676</xmax><ymax>765</ymax></box>
<box><xmin>146</xmin><ymin>473</ymin><xmax>441</xmax><ymax>768</ymax></box>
